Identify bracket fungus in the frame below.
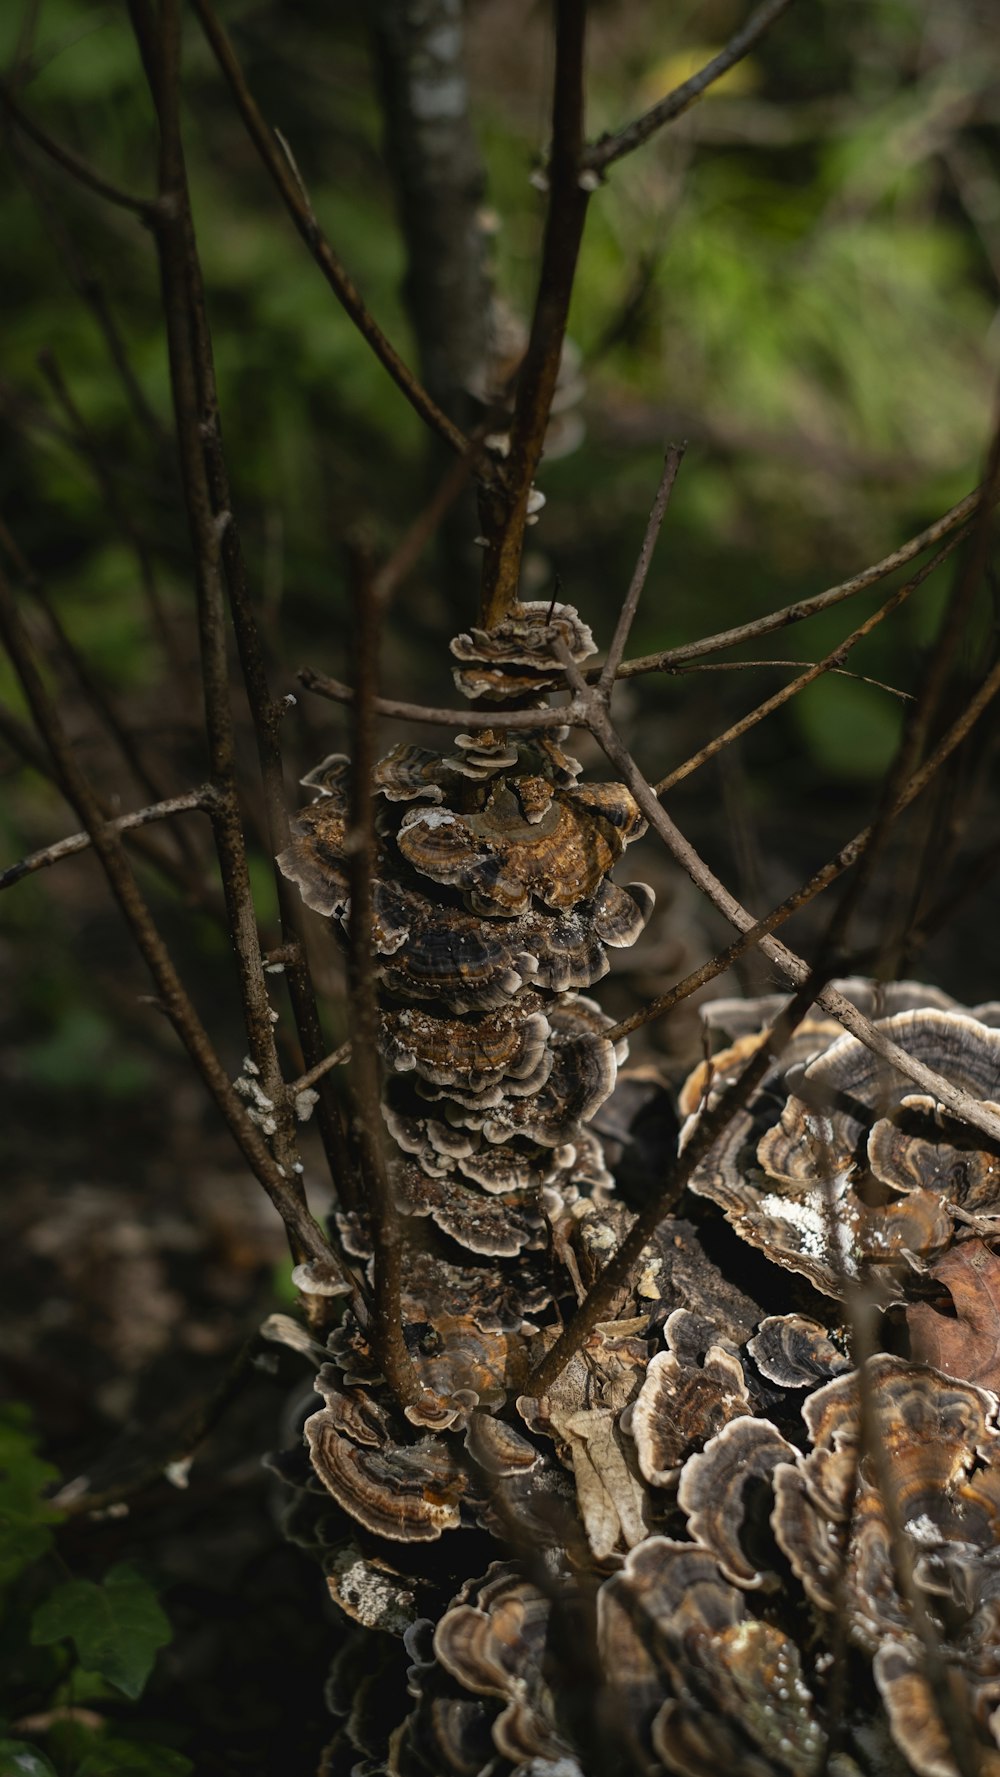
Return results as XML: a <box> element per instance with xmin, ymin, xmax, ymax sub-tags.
<box><xmin>679</xmin><ymin>985</ymin><xmax>1000</xmax><ymax>1298</ymax></box>
<box><xmin>278</xmin><ymin>595</ymin><xmax>1000</xmax><ymax>1777</ymax></box>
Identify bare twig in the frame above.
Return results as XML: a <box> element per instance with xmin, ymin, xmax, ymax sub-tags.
<box><xmin>0</xmin><ymin>562</ymin><xmax>336</xmax><ymax>1267</ymax></box>
<box><xmin>298</xmin><ymin>665</ymin><xmax>588</xmax><ymax>730</ymax></box>
<box><xmin>478</xmin><ymin>0</ymin><xmax>590</xmax><ymax>625</ymax></box>
<box><xmin>673</xmin><ymin>659</ymin><xmax>912</xmax><ymax>697</ymax></box>
<box><xmin>189</xmin><ymin>0</ymin><xmax>467</xmax><ymax>460</ymax></box>
<box><xmin>654</xmin><ymin>527</ymin><xmax>967</xmax><ymax>794</ymax></box>
<box><xmin>287</xmin><ymin>1041</ymin><xmax>352</xmax><ymax>1098</ymax></box>
<box><xmin>0</xmin><ymin>788</ymin><xmax>210</xmax><ymax>890</ymax></box>
<box><xmin>0</xmin><ymin>78</ymin><xmax>155</xmax><ymax>216</ymax></box>
<box><xmin>131</xmin><ymin>0</ymin><xmax>315</xmax><ymax>1224</ymax></box>
<box><xmin>53</xmin><ymin>1324</ymin><xmax>277</xmax><ymax>1519</ymax></box>
<box><xmin>609</xmin><ymin>484</ymin><xmax>987</xmax><ymax>677</ymax></box>
<box><xmin>136</xmin><ymin>1</ymin><xmax>356</xmax><ymax>1207</ymax></box>
<box><xmin>585</xmin><ymin>0</ymin><xmax>798</xmax><ymax>174</ymax></box>
<box><xmin>4</xmin><ymin>126</ymin><xmax>169</xmax><ymax>447</ymax></box>
<box><xmin>0</xmin><ymin>517</ymin><xmax>190</xmax><ymax>828</ymax></box>
<box><xmin>818</xmin><ymin>403</ymin><xmax>1000</xmax><ymax>972</ymax></box>
<box><xmin>599</xmin><ymin>444</ymin><xmax>685</xmax><ymax>698</ymax></box>
<box><xmin>527</xmin><ymin>970</ymin><xmax>827</xmax><ymax>1396</ymax></box>
<box><xmin>373</xmin><ymin>444</ymin><xmax>481</xmax><ymax>607</ymax></box>
<box><xmin>346</xmin><ymin>545</ymin><xmax>421</xmax><ymax>1411</ymax></box>
<box><xmin>609</xmin><ymin>651</ymin><xmax>1000</xmax><ymax>1042</ymax></box>
<box><xmin>0</xmin><ymin>690</ymin><xmax>227</xmax><ymax>921</ymax></box>
<box><xmin>558</xmin><ymin>640</ymin><xmax>1000</xmax><ymax>1146</ymax></box>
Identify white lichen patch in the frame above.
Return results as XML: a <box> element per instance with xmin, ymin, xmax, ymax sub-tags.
<box><xmin>327</xmin><ymin>1550</ymin><xmax>418</xmax><ymax>1634</ymax></box>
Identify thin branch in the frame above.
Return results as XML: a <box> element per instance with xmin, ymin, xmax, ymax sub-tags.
<box><xmin>132</xmin><ymin>0</ymin><xmax>315</xmax><ymax>1226</ymax></box>
<box><xmin>0</xmin><ymin>562</ymin><xmax>337</xmax><ymax>1268</ymax></box>
<box><xmin>817</xmin><ymin>409</ymin><xmax>1000</xmax><ymax>982</ymax></box>
<box><xmin>140</xmin><ymin>4</ymin><xmax>355</xmax><ymax>1208</ymax></box>
<box><xmin>53</xmin><ymin>1325</ymin><xmax>269</xmax><ymax>1519</ymax></box>
<box><xmin>4</xmin><ymin>123</ymin><xmax>169</xmax><ymax>447</ymax></box>
<box><xmin>585</xmin><ymin>0</ymin><xmax>798</xmax><ymax>175</ymax></box>
<box><xmin>287</xmin><ymin>1041</ymin><xmax>352</xmax><ymax>1098</ymax></box>
<box><xmin>0</xmin><ymin>788</ymin><xmax>210</xmax><ymax>890</ymax></box>
<box><xmin>0</xmin><ymin>690</ymin><xmax>228</xmax><ymax>921</ymax></box>
<box><xmin>373</xmin><ymin>443</ymin><xmax>481</xmax><ymax>606</ymax></box>
<box><xmin>478</xmin><ymin>0</ymin><xmax>590</xmax><ymax>625</ymax></box>
<box><xmin>609</xmin><ymin>485</ymin><xmax>987</xmax><ymax>677</ymax></box>
<box><xmin>654</xmin><ymin>528</ymin><xmax>966</xmax><ymax>794</ymax></box>
<box><xmin>674</xmin><ymin>659</ymin><xmax>913</xmax><ymax>697</ymax></box>
<box><xmin>527</xmin><ymin>969</ymin><xmax>827</xmax><ymax>1396</ymax></box>
<box><xmin>298</xmin><ymin>665</ymin><xmax>588</xmax><ymax>730</ymax></box>
<box><xmin>188</xmin><ymin>0</ymin><xmax>467</xmax><ymax>460</ymax></box>
<box><xmin>598</xmin><ymin>443</ymin><xmax>685</xmax><ymax>698</ymax></box>
<box><xmin>0</xmin><ymin>517</ymin><xmax>191</xmax><ymax>828</ymax></box>
<box><xmin>346</xmin><ymin>546</ymin><xmax>421</xmax><ymax>1412</ymax></box>
<box><xmin>0</xmin><ymin>79</ymin><xmax>156</xmax><ymax>216</ymax></box>
<box><xmin>609</xmin><ymin>651</ymin><xmax>1000</xmax><ymax>1043</ymax></box>
<box><xmin>558</xmin><ymin>640</ymin><xmax>1000</xmax><ymax>1146</ymax></box>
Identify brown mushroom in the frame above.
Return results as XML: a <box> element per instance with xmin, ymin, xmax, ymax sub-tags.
<box><xmin>304</xmin><ymin>1408</ymin><xmax>469</xmax><ymax>1542</ymax></box>
<box><xmin>769</xmin><ymin>1355</ymin><xmax>1000</xmax><ymax>1773</ymax></box>
<box><xmin>677</xmin><ymin>1415</ymin><xmax>796</xmax><ymax>1588</ymax></box>
<box><xmin>627</xmin><ymin>1310</ymin><xmax>752</xmax><ymax>1488</ymax></box>
<box><xmin>450</xmin><ymin>600</ymin><xmax>597</xmax><ymax>703</ymax></box>
<box><xmin>395</xmin><ymin>783</ymin><xmax>632</xmax><ymax>917</ymax></box>
<box><xmin>372</xmin><ymin>741</ymin><xmax>447</xmax><ymax>803</ymax></box>
<box><xmin>276</xmin><ymin>799</ymin><xmax>352</xmax><ymax>917</ymax></box>
<box><xmin>394</xmin><ymin>1162</ymin><xmax>547</xmax><ymax>1256</ymax></box>
<box><xmin>747</xmin><ymin>1315</ymin><xmax>850</xmax><ymax>1388</ymax></box>
<box><xmin>598</xmin><ymin>1540</ymin><xmax>826</xmax><ymax>1776</ymax></box>
<box><xmin>378</xmin><ymin>997</ymin><xmax>552</xmax><ymax>1097</ymax></box>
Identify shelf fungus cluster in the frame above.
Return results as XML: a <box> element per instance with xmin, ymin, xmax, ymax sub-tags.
<box><xmin>279</xmin><ymin>602</ymin><xmax>653</xmax><ymax>1260</ymax></box>
<box><xmin>677</xmin><ymin>980</ymin><xmax>1000</xmax><ymax>1299</ymax></box>
<box><xmin>277</xmin><ymin>620</ymin><xmax>1000</xmax><ymax>1776</ymax></box>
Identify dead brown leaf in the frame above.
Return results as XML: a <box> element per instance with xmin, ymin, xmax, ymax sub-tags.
<box><xmin>907</xmin><ymin>1241</ymin><xmax>1000</xmax><ymax>1390</ymax></box>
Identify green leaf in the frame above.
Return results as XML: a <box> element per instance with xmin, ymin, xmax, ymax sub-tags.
<box><xmin>31</xmin><ymin>1564</ymin><xmax>172</xmax><ymax>1700</ymax></box>
<box><xmin>0</xmin><ymin>1742</ymin><xmax>59</xmax><ymax>1776</ymax></box>
<box><xmin>76</xmin><ymin>1738</ymin><xmax>193</xmax><ymax>1776</ymax></box>
<box><xmin>0</xmin><ymin>1406</ymin><xmax>63</xmax><ymax>1587</ymax></box>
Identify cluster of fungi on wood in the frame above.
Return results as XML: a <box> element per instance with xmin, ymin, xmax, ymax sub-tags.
<box><xmin>275</xmin><ymin>605</ymin><xmax>1000</xmax><ymax>1777</ymax></box>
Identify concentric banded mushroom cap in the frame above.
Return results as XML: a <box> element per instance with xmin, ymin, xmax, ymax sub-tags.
<box><xmin>599</xmin><ymin>1539</ymin><xmax>825</xmax><ymax>1775</ymax></box>
<box><xmin>396</xmin><ymin>782</ymin><xmax>638</xmax><ymax>917</ymax></box>
<box><xmin>627</xmin><ymin>1309</ymin><xmax>751</xmax><ymax>1488</ymax></box>
<box><xmin>450</xmin><ymin>600</ymin><xmax>596</xmax><ymax>702</ymax></box>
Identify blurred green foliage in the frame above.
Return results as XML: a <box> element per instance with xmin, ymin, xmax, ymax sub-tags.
<box><xmin>1</xmin><ymin>0</ymin><xmax>998</xmax><ymax>1097</ymax></box>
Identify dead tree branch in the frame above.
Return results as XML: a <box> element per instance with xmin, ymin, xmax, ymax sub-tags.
<box><xmin>478</xmin><ymin>0</ymin><xmax>590</xmax><ymax>625</ymax></box>
<box><xmin>346</xmin><ymin>545</ymin><xmax>421</xmax><ymax>1411</ymax></box>
<box><xmin>610</xmin><ymin>484</ymin><xmax>989</xmax><ymax>677</ymax></box>
<box><xmin>0</xmin><ymin>562</ymin><xmax>337</xmax><ymax>1268</ymax></box>
<box><xmin>654</xmin><ymin>526</ymin><xmax>967</xmax><ymax>793</ymax></box>
<box><xmin>189</xmin><ymin>0</ymin><xmax>467</xmax><ymax>460</ymax></box>
<box><xmin>0</xmin><ymin>78</ymin><xmax>155</xmax><ymax>216</ymax></box>
<box><xmin>0</xmin><ymin>789</ymin><xmax>211</xmax><ymax>891</ymax></box>
<box><xmin>585</xmin><ymin>0</ymin><xmax>798</xmax><ymax>175</ymax></box>
<box><xmin>557</xmin><ymin>639</ymin><xmax>1000</xmax><ymax>1146</ymax></box>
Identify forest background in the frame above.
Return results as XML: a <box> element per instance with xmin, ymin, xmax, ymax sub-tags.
<box><xmin>1</xmin><ymin>0</ymin><xmax>1000</xmax><ymax>1772</ymax></box>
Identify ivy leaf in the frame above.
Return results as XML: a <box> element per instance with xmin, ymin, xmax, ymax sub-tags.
<box><xmin>0</xmin><ymin>1742</ymin><xmax>59</xmax><ymax>1776</ymax></box>
<box><xmin>0</xmin><ymin>1404</ymin><xmax>64</xmax><ymax>1587</ymax></box>
<box><xmin>31</xmin><ymin>1563</ymin><xmax>172</xmax><ymax>1699</ymax></box>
